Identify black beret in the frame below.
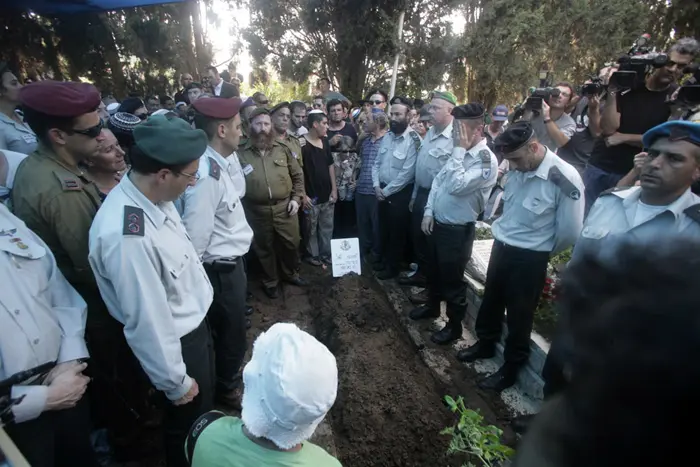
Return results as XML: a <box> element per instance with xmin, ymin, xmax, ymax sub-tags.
<box><xmin>133</xmin><ymin>114</ymin><xmax>208</xmax><ymax>165</ymax></box>
<box><xmin>192</xmin><ymin>97</ymin><xmax>242</xmax><ymax>119</ymax></box>
<box><xmin>494</xmin><ymin>121</ymin><xmax>535</xmax><ymax>154</ymax></box>
<box><xmin>20</xmin><ymin>80</ymin><xmax>101</xmax><ymax>117</ymax></box>
<box><xmin>118</xmin><ymin>97</ymin><xmax>146</xmax><ymax>115</ymax></box>
<box><xmin>390</xmin><ymin>96</ymin><xmax>413</xmax><ymax>108</ymax></box>
<box><xmin>270</xmin><ymin>101</ymin><xmax>291</xmax><ymax>115</ymax></box>
<box><xmin>451</xmin><ymin>103</ymin><xmax>485</xmax><ymax>120</ymax></box>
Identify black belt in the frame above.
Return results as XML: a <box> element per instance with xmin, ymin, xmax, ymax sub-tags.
<box><xmin>436</xmin><ymin>221</ymin><xmax>475</xmax><ymax>228</ymax></box>
<box><xmin>494</xmin><ymin>240</ymin><xmax>550</xmax><ymax>257</ymax></box>
<box><xmin>203</xmin><ymin>257</ymin><xmax>239</xmax><ymax>273</ymax></box>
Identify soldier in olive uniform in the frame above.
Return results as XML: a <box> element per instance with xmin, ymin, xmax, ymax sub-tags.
<box><xmin>238</xmin><ymin>108</ymin><xmax>307</xmax><ymax>298</ymax></box>
<box><xmin>270</xmin><ymin>101</ymin><xmax>304</xmax><ymax>168</ymax></box>
<box><xmin>11</xmin><ymin>80</ymin><xmax>152</xmax><ymax>460</ymax></box>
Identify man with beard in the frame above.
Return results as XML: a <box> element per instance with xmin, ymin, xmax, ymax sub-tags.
<box><xmin>237</xmin><ymin>109</ymin><xmax>306</xmax><ymax>298</ymax></box>
<box><xmin>89</xmin><ymin>114</ymin><xmax>214</xmax><ymax>467</ymax></box>
<box><xmin>371</xmin><ymin>96</ymin><xmax>419</xmax><ymax>280</ymax></box>
<box><xmin>238</xmin><ymin>97</ymin><xmax>257</xmax><ymax>148</ymax></box>
<box><xmin>270</xmin><ymin>102</ymin><xmax>303</xmax><ymax>167</ymax></box>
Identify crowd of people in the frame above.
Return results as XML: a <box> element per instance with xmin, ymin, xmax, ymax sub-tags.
<box><xmin>1</xmin><ymin>33</ymin><xmax>700</xmax><ymax>467</ymax></box>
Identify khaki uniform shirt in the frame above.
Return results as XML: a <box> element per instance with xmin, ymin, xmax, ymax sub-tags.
<box><xmin>278</xmin><ymin>133</ymin><xmax>304</xmax><ymax>167</ymax></box>
<box><xmin>237</xmin><ymin>140</ymin><xmax>305</xmax><ymax>205</ymax></box>
<box><xmin>11</xmin><ymin>145</ymin><xmax>102</xmax><ymax>288</ymax></box>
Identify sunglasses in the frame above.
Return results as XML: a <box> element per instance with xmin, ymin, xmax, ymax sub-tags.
<box><xmin>69</xmin><ymin>120</ymin><xmax>104</xmax><ymax>139</ymax></box>
<box><xmin>371</xmin><ymin>100</ymin><xmax>384</xmax><ymax>105</ymax></box>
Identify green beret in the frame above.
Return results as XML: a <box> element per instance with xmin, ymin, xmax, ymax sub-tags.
<box><xmin>249</xmin><ymin>107</ymin><xmax>270</xmax><ymax>122</ymax></box>
<box><xmin>431</xmin><ymin>90</ymin><xmax>457</xmax><ymax>106</ymax></box>
<box><xmin>133</xmin><ymin>114</ymin><xmax>208</xmax><ymax>165</ymax></box>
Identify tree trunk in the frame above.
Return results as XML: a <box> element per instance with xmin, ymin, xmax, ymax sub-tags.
<box><xmin>98</xmin><ymin>13</ymin><xmax>128</xmax><ymax>98</ymax></box>
<box><xmin>177</xmin><ymin>4</ymin><xmax>198</xmax><ymax>77</ymax></box>
<box><xmin>337</xmin><ymin>45</ymin><xmax>368</xmax><ymax>102</ymax></box>
<box><xmin>190</xmin><ymin>0</ymin><xmax>206</xmax><ymax>78</ymax></box>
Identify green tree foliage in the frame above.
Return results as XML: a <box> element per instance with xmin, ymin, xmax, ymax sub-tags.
<box><xmin>245</xmin><ymin>0</ymin><xmax>463</xmax><ymax>101</ymax></box>
<box><xmin>0</xmin><ymin>2</ymin><xmax>218</xmax><ymax>98</ymax></box>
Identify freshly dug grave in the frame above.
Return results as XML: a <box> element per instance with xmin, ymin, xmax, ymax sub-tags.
<box><xmin>307</xmin><ymin>273</ymin><xmax>466</xmax><ymax>467</ymax></box>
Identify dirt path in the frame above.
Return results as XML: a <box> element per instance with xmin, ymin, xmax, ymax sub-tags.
<box><xmin>247</xmin><ymin>265</ymin><xmax>511</xmax><ymax>466</ymax></box>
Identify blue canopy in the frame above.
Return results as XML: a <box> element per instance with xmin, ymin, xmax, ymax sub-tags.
<box><xmin>18</xmin><ymin>0</ymin><xmax>188</xmax><ymax>14</ymax></box>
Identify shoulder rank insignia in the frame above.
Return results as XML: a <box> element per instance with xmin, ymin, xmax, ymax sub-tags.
<box><xmin>600</xmin><ymin>186</ymin><xmax>630</xmax><ymax>196</ymax></box>
<box><xmin>683</xmin><ymin>204</ymin><xmax>700</xmax><ymax>225</ymax></box>
<box><xmin>208</xmin><ymin>157</ymin><xmax>221</xmax><ymax>181</ymax></box>
<box><xmin>548</xmin><ymin>166</ymin><xmax>580</xmax><ymax>200</ymax></box>
<box><xmin>123</xmin><ymin>205</ymin><xmax>145</xmax><ymax>236</ymax></box>
<box><xmin>54</xmin><ymin>172</ymin><xmax>82</xmax><ymax>192</ymax></box>
<box><xmin>479</xmin><ymin>149</ymin><xmax>492</xmax><ymax>179</ymax></box>
<box><xmin>409</xmin><ymin>131</ymin><xmax>421</xmax><ymax>152</ymax></box>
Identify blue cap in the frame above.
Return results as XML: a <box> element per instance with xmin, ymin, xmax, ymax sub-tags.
<box><xmin>492</xmin><ymin>105</ymin><xmax>509</xmax><ymax>121</ymax></box>
<box><xmin>643</xmin><ymin>120</ymin><xmax>700</xmax><ymax>149</ymax></box>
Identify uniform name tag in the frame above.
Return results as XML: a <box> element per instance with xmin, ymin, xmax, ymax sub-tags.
<box><xmin>22</xmin><ymin>134</ymin><xmax>37</xmax><ymax>144</ymax></box>
<box><xmin>243</xmin><ymin>164</ymin><xmax>254</xmax><ymax>176</ymax></box>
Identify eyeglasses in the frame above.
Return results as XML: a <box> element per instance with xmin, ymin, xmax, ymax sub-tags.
<box><xmin>69</xmin><ymin>120</ymin><xmax>104</xmax><ymax>139</ymax></box>
<box><xmin>258</xmin><ymin>100</ymin><xmax>269</xmax><ymax>105</ymax></box>
<box><xmin>175</xmin><ymin>170</ymin><xmax>200</xmax><ymax>181</ymax></box>
<box><xmin>371</xmin><ymin>100</ymin><xmax>384</xmax><ymax>105</ymax></box>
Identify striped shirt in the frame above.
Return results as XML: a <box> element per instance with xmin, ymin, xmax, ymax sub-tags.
<box><xmin>356</xmin><ymin>133</ymin><xmax>386</xmax><ymax>195</ymax></box>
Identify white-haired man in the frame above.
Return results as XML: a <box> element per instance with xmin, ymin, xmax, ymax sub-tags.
<box><xmin>186</xmin><ymin>323</ymin><xmax>341</xmax><ymax>466</ymax></box>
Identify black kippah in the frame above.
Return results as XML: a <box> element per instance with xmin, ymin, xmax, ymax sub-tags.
<box><xmin>390</xmin><ymin>96</ymin><xmax>413</xmax><ymax>108</ymax></box>
<box><xmin>452</xmin><ymin>103</ymin><xmax>485</xmax><ymax>119</ymax></box>
<box><xmin>494</xmin><ymin>121</ymin><xmax>535</xmax><ymax>154</ymax></box>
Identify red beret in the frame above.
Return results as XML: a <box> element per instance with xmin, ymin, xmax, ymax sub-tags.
<box><xmin>19</xmin><ymin>80</ymin><xmax>101</xmax><ymax>117</ymax></box>
<box><xmin>192</xmin><ymin>97</ymin><xmax>242</xmax><ymax>119</ymax></box>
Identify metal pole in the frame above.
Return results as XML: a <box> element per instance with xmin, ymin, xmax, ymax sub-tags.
<box><xmin>389</xmin><ymin>10</ymin><xmax>405</xmax><ymax>101</ymax></box>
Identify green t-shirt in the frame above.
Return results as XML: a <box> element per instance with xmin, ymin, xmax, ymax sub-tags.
<box><xmin>190</xmin><ymin>416</ymin><xmax>342</xmax><ymax>467</ymax></box>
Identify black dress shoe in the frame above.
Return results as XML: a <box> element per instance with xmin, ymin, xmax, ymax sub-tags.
<box><xmin>456</xmin><ymin>341</ymin><xmax>495</xmax><ymax>362</ymax></box>
<box><xmin>431</xmin><ymin>322</ymin><xmax>462</xmax><ymax>345</ymax></box>
<box><xmin>245</xmin><ymin>305</ymin><xmax>254</xmax><ymax>316</ymax></box>
<box><xmin>398</xmin><ymin>274</ymin><xmax>427</xmax><ymax>287</ymax></box>
<box><xmin>477</xmin><ymin>363</ymin><xmax>520</xmax><ymax>392</ymax></box>
<box><xmin>247</xmin><ymin>291</ymin><xmax>253</xmax><ymax>301</ymax></box>
<box><xmin>408</xmin><ymin>289</ymin><xmax>429</xmax><ymax>305</ymax></box>
<box><xmin>409</xmin><ymin>304</ymin><xmax>440</xmax><ymax>320</ymax></box>
<box><xmin>264</xmin><ymin>285</ymin><xmax>279</xmax><ymax>299</ymax></box>
<box><xmin>246</xmin><ymin>318</ymin><xmax>251</xmax><ymax>329</ymax></box>
<box><xmin>511</xmin><ymin>414</ymin><xmax>535</xmax><ymax>435</ymax></box>
<box><xmin>287</xmin><ymin>276</ymin><xmax>309</xmax><ymax>287</ymax></box>
<box><xmin>376</xmin><ymin>269</ymin><xmax>398</xmax><ymax>280</ymax></box>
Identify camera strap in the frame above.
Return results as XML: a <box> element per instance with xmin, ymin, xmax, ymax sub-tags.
<box><xmin>185</xmin><ymin>410</ymin><xmax>226</xmax><ymax>465</ymax></box>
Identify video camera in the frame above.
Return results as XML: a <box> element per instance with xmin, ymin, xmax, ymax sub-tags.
<box><xmin>525</xmin><ymin>87</ymin><xmax>561</xmax><ymax>111</ymax></box>
<box><xmin>675</xmin><ymin>63</ymin><xmax>700</xmax><ymax>106</ymax></box>
<box><xmin>609</xmin><ymin>33</ymin><xmax>669</xmax><ymax>90</ymax></box>
<box><xmin>578</xmin><ymin>76</ymin><xmax>605</xmax><ymax>96</ymax></box>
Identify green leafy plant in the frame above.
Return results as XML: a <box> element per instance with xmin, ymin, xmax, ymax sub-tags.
<box><xmin>442</xmin><ymin>395</ymin><xmax>515</xmax><ymax>467</ymax></box>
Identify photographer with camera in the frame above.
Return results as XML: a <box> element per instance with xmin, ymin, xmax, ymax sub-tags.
<box><xmin>520</xmin><ymin>83</ymin><xmax>577</xmax><ymax>152</ymax></box>
<box><xmin>556</xmin><ymin>67</ymin><xmax>615</xmax><ymax>174</ymax></box>
<box><xmin>582</xmin><ymin>37</ymin><xmax>699</xmax><ymax>212</ymax></box>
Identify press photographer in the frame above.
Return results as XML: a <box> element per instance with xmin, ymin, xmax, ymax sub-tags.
<box><xmin>519</xmin><ymin>83</ymin><xmax>577</xmax><ymax>152</ymax></box>
<box><xmin>583</xmin><ymin>37</ymin><xmax>698</xmax><ymax>211</ymax></box>
<box><xmin>556</xmin><ymin>67</ymin><xmax>614</xmax><ymax>173</ymax></box>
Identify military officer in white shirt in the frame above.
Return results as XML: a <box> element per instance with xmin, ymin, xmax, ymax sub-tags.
<box><xmin>457</xmin><ymin>122</ymin><xmax>584</xmax><ymax>392</ymax></box>
<box><xmin>539</xmin><ymin>119</ymin><xmax>700</xmax><ymax>413</ymax></box>
<box><xmin>0</xmin><ymin>203</ymin><xmax>97</xmax><ymax>466</ymax></box>
<box><xmin>371</xmin><ymin>96</ymin><xmax>420</xmax><ymax>279</ymax></box>
<box><xmin>404</xmin><ymin>91</ymin><xmax>457</xmax><ymax>289</ymax></box>
<box><xmin>410</xmin><ymin>104</ymin><xmax>498</xmax><ymax>345</ymax></box>
<box><xmin>89</xmin><ymin>114</ymin><xmax>214</xmax><ymax>467</ymax></box>
<box><xmin>181</xmin><ymin>97</ymin><xmax>253</xmax><ymax>410</ymax></box>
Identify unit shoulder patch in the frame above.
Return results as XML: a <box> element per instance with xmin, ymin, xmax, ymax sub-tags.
<box><xmin>548</xmin><ymin>166</ymin><xmax>580</xmax><ymax>200</ymax></box>
<box><xmin>208</xmin><ymin>157</ymin><xmax>221</xmax><ymax>181</ymax></box>
<box><xmin>684</xmin><ymin>204</ymin><xmax>700</xmax><ymax>225</ymax></box>
<box><xmin>123</xmin><ymin>205</ymin><xmax>145</xmax><ymax>236</ymax></box>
